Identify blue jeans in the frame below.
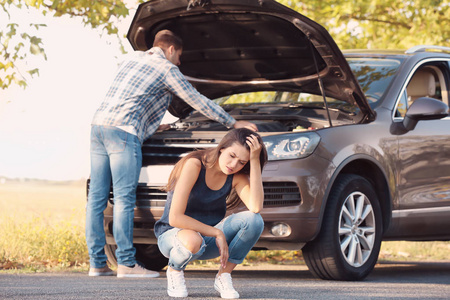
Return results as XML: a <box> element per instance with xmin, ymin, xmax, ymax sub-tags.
<box><xmin>157</xmin><ymin>211</ymin><xmax>264</xmax><ymax>271</ymax></box>
<box><xmin>86</xmin><ymin>125</ymin><xmax>142</xmax><ymax>268</ymax></box>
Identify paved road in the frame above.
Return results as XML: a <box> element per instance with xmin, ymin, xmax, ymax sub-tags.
<box><xmin>1</xmin><ymin>262</ymin><xmax>450</xmax><ymax>299</ymax></box>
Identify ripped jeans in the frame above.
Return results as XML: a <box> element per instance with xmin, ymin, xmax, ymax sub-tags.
<box><xmin>157</xmin><ymin>211</ymin><xmax>264</xmax><ymax>271</ymax></box>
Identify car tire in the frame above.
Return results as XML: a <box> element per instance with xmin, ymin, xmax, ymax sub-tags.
<box><xmin>302</xmin><ymin>174</ymin><xmax>383</xmax><ymax>281</ymax></box>
<box><xmin>105</xmin><ymin>243</ymin><xmax>168</xmax><ymax>271</ymax></box>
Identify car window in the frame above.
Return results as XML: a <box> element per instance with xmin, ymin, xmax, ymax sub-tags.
<box><xmin>406</xmin><ymin>68</ymin><xmax>440</xmax><ymax>104</ymax></box>
<box><xmin>395</xmin><ymin>62</ymin><xmax>450</xmax><ymax>118</ymax></box>
<box><xmin>395</xmin><ymin>90</ymin><xmax>408</xmax><ymax>118</ymax></box>
<box><xmin>347</xmin><ymin>58</ymin><xmax>402</xmax><ymax>104</ymax></box>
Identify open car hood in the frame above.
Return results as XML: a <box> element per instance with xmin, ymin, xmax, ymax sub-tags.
<box><xmin>127</xmin><ymin>0</ymin><xmax>374</xmax><ymax>121</ymax></box>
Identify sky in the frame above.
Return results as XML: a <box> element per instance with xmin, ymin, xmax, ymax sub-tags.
<box><xmin>0</xmin><ymin>4</ymin><xmax>151</xmax><ymax>181</ymax></box>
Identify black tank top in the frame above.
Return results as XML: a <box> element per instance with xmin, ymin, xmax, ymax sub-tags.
<box><xmin>154</xmin><ymin>162</ymin><xmax>234</xmax><ymax>237</ymax></box>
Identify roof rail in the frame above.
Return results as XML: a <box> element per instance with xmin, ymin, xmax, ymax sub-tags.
<box><xmin>406</xmin><ymin>45</ymin><xmax>450</xmax><ymax>54</ymax></box>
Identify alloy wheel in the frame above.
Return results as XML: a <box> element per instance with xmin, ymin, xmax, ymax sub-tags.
<box><xmin>338</xmin><ymin>191</ymin><xmax>376</xmax><ymax>267</ymax></box>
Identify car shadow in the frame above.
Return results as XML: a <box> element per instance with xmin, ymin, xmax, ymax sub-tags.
<box><xmin>184</xmin><ymin>260</ymin><xmax>450</xmax><ymax>284</ymax></box>
<box><xmin>367</xmin><ymin>260</ymin><xmax>450</xmax><ymax>284</ymax></box>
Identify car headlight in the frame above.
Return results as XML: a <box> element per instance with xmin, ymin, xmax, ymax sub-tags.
<box><xmin>263</xmin><ymin>132</ymin><xmax>321</xmax><ymax>161</ymax></box>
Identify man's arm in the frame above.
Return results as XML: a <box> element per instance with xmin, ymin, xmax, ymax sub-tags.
<box><xmin>164</xmin><ymin>67</ymin><xmax>258</xmax><ymax>131</ymax></box>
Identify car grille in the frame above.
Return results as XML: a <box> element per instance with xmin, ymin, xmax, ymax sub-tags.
<box><xmin>142</xmin><ymin>138</ymin><xmax>217</xmax><ymax>165</ymax></box>
<box><xmin>92</xmin><ymin>181</ymin><xmax>301</xmax><ymax>208</ymax></box>
<box><xmin>262</xmin><ymin>182</ymin><xmax>302</xmax><ymax>206</ymax></box>
<box><xmin>87</xmin><ymin>136</ymin><xmax>302</xmax><ymax>208</ymax></box>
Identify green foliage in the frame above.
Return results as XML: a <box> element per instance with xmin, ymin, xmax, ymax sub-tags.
<box><xmin>279</xmin><ymin>0</ymin><xmax>450</xmax><ymax>49</ymax></box>
<box><xmin>0</xmin><ymin>20</ymin><xmax>46</xmax><ymax>89</ymax></box>
<box><xmin>0</xmin><ymin>0</ymin><xmax>130</xmax><ymax>90</ymax></box>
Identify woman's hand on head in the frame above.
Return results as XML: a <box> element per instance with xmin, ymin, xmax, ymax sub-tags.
<box><xmin>246</xmin><ymin>134</ymin><xmax>262</xmax><ymax>161</ymax></box>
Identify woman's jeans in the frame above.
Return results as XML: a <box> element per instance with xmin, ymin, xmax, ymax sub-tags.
<box><xmin>157</xmin><ymin>211</ymin><xmax>264</xmax><ymax>271</ymax></box>
<box><xmin>86</xmin><ymin>125</ymin><xmax>142</xmax><ymax>268</ymax></box>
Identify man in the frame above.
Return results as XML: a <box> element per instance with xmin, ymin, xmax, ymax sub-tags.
<box><xmin>86</xmin><ymin>30</ymin><xmax>257</xmax><ymax>278</ymax></box>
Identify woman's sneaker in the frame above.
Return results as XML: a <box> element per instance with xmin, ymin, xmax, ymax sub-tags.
<box><xmin>166</xmin><ymin>268</ymin><xmax>188</xmax><ymax>298</ymax></box>
<box><xmin>214</xmin><ymin>273</ymin><xmax>239</xmax><ymax>299</ymax></box>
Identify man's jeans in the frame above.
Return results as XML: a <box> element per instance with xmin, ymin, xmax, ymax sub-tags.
<box><xmin>86</xmin><ymin>125</ymin><xmax>142</xmax><ymax>268</ymax></box>
<box><xmin>157</xmin><ymin>211</ymin><xmax>264</xmax><ymax>271</ymax></box>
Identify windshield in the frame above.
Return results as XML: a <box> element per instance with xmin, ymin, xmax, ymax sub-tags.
<box><xmin>213</xmin><ymin>91</ymin><xmax>359</xmax><ymax>114</ymax></box>
<box><xmin>211</xmin><ymin>57</ymin><xmax>403</xmax><ymax>112</ymax></box>
<box><xmin>347</xmin><ymin>57</ymin><xmax>402</xmax><ymax>104</ymax></box>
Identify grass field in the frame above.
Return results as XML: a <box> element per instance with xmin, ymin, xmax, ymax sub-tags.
<box><xmin>0</xmin><ymin>179</ymin><xmax>88</xmax><ymax>272</ymax></box>
<box><xmin>0</xmin><ymin>179</ymin><xmax>449</xmax><ymax>273</ymax></box>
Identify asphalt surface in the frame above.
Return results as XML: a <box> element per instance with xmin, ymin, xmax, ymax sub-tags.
<box><xmin>1</xmin><ymin>262</ymin><xmax>450</xmax><ymax>299</ymax></box>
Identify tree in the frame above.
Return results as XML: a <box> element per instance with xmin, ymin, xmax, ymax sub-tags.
<box><xmin>2</xmin><ymin>0</ymin><xmax>450</xmax><ymax>91</ymax></box>
<box><xmin>0</xmin><ymin>0</ymin><xmax>130</xmax><ymax>90</ymax></box>
<box><xmin>279</xmin><ymin>0</ymin><xmax>450</xmax><ymax>50</ymax></box>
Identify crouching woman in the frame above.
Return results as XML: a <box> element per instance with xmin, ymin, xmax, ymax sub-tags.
<box><xmin>154</xmin><ymin>128</ymin><xmax>267</xmax><ymax>299</ymax></box>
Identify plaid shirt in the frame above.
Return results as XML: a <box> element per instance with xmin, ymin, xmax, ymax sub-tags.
<box><xmin>92</xmin><ymin>47</ymin><xmax>236</xmax><ymax>144</ymax></box>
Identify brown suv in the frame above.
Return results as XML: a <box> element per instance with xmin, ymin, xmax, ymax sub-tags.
<box><xmin>93</xmin><ymin>0</ymin><xmax>450</xmax><ymax>280</ymax></box>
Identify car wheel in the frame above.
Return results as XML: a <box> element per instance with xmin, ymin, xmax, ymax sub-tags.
<box><xmin>105</xmin><ymin>243</ymin><xmax>168</xmax><ymax>271</ymax></box>
<box><xmin>302</xmin><ymin>174</ymin><xmax>383</xmax><ymax>281</ymax></box>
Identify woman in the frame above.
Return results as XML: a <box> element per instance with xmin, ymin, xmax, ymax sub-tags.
<box><xmin>154</xmin><ymin>128</ymin><xmax>268</xmax><ymax>299</ymax></box>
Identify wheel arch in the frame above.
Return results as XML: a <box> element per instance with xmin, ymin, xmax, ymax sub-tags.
<box><xmin>318</xmin><ymin>154</ymin><xmax>392</xmax><ymax>237</ymax></box>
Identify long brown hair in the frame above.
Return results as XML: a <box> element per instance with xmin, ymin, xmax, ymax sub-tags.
<box><xmin>164</xmin><ymin>129</ymin><xmax>267</xmax><ymax>209</ymax></box>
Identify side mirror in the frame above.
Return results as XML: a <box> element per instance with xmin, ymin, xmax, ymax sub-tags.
<box><xmin>403</xmin><ymin>97</ymin><xmax>449</xmax><ymax>131</ymax></box>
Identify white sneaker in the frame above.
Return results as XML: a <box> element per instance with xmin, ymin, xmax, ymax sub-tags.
<box><xmin>167</xmin><ymin>268</ymin><xmax>188</xmax><ymax>298</ymax></box>
<box><xmin>214</xmin><ymin>273</ymin><xmax>239</xmax><ymax>299</ymax></box>
<box><xmin>88</xmin><ymin>265</ymin><xmax>115</xmax><ymax>276</ymax></box>
<box><xmin>117</xmin><ymin>263</ymin><xmax>160</xmax><ymax>278</ymax></box>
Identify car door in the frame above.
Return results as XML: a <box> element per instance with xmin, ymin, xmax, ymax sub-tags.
<box><xmin>395</xmin><ymin>60</ymin><xmax>450</xmax><ymax>238</ymax></box>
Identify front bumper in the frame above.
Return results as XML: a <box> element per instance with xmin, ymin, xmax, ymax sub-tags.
<box><xmin>103</xmin><ymin>152</ymin><xmax>334</xmax><ymax>250</ymax></box>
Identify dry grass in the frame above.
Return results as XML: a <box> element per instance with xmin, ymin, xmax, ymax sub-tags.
<box><xmin>0</xmin><ymin>179</ymin><xmax>89</xmax><ymax>272</ymax></box>
<box><xmin>380</xmin><ymin>240</ymin><xmax>450</xmax><ymax>262</ymax></box>
<box><xmin>0</xmin><ymin>179</ymin><xmax>86</xmax><ymax>222</ymax></box>
<box><xmin>0</xmin><ymin>179</ymin><xmax>448</xmax><ymax>273</ymax></box>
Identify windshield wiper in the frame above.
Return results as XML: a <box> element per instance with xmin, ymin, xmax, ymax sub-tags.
<box><xmin>287</xmin><ymin>103</ymin><xmax>325</xmax><ymax>109</ymax></box>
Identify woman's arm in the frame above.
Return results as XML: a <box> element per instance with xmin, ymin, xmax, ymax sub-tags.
<box><xmin>233</xmin><ymin>135</ymin><xmax>264</xmax><ymax>213</ymax></box>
